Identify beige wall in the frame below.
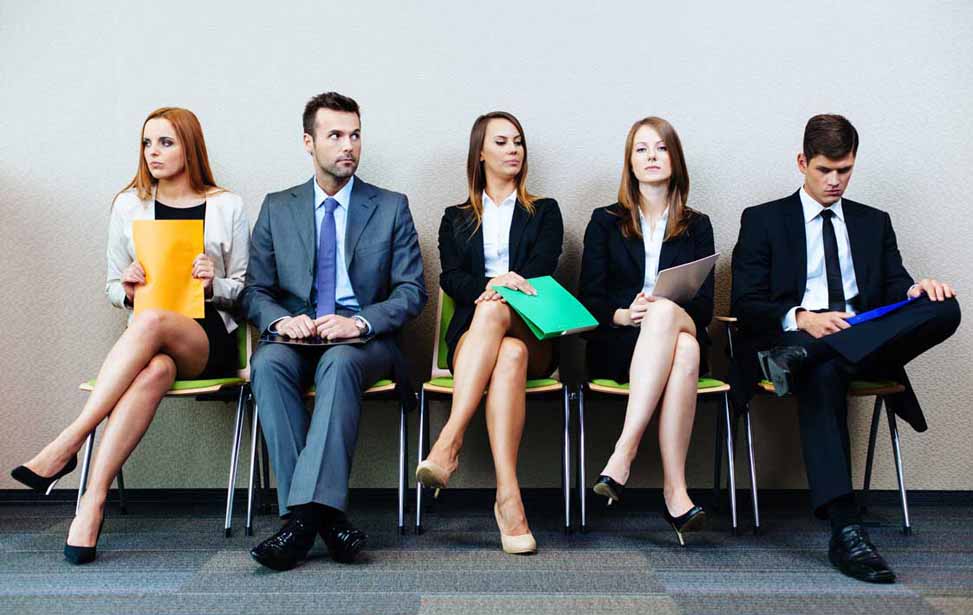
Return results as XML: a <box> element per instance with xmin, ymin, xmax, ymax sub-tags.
<box><xmin>1</xmin><ymin>1</ymin><xmax>970</xmax><ymax>493</ymax></box>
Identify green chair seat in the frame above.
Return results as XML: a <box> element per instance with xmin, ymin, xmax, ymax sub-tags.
<box><xmin>425</xmin><ymin>376</ymin><xmax>561</xmax><ymax>390</ymax></box>
<box><xmin>590</xmin><ymin>377</ymin><xmax>727</xmax><ymax>391</ymax></box>
<box><xmin>758</xmin><ymin>378</ymin><xmax>904</xmax><ymax>395</ymax></box>
<box><xmin>83</xmin><ymin>377</ymin><xmax>245</xmax><ymax>393</ymax></box>
<box><xmin>306</xmin><ymin>379</ymin><xmax>395</xmax><ymax>395</ymax></box>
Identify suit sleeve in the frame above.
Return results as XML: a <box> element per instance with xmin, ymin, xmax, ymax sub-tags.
<box><xmin>240</xmin><ymin>195</ymin><xmax>291</xmax><ymax>333</ymax></box>
<box><xmin>578</xmin><ymin>210</ymin><xmax>620</xmax><ymax>326</ymax></box>
<box><xmin>517</xmin><ymin>199</ymin><xmax>563</xmax><ymax>279</ymax></box>
<box><xmin>210</xmin><ymin>197</ymin><xmax>250</xmax><ymax>312</ymax></box>
<box><xmin>879</xmin><ymin>211</ymin><xmax>915</xmax><ymax>303</ymax></box>
<box><xmin>731</xmin><ymin>206</ymin><xmax>789</xmax><ymax>334</ymax></box>
<box><xmin>357</xmin><ymin>194</ymin><xmax>428</xmax><ymax>335</ymax></box>
<box><xmin>438</xmin><ymin>209</ymin><xmax>489</xmax><ymax>305</ymax></box>
<box><xmin>681</xmin><ymin>214</ymin><xmax>715</xmax><ymax>332</ymax></box>
<box><xmin>104</xmin><ymin>202</ymin><xmax>132</xmax><ymax>311</ymax></box>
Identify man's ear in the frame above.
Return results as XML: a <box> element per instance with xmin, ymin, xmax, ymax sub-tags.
<box><xmin>797</xmin><ymin>152</ymin><xmax>808</xmax><ymax>175</ymax></box>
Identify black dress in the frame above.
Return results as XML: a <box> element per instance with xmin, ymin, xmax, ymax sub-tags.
<box><xmin>154</xmin><ymin>201</ymin><xmax>237</xmax><ymax>379</ymax></box>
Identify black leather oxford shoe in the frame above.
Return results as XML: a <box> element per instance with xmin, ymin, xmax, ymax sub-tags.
<box><xmin>757</xmin><ymin>346</ymin><xmax>808</xmax><ymax>396</ymax></box>
<box><xmin>320</xmin><ymin>523</ymin><xmax>368</xmax><ymax>564</ymax></box>
<box><xmin>250</xmin><ymin>518</ymin><xmax>317</xmax><ymax>571</ymax></box>
<box><xmin>828</xmin><ymin>524</ymin><xmax>896</xmax><ymax>583</ymax></box>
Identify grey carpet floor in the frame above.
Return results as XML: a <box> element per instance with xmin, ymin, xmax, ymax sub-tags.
<box><xmin>0</xmin><ymin>494</ymin><xmax>970</xmax><ymax>614</ymax></box>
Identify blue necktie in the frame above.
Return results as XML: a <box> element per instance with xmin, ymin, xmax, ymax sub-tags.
<box><xmin>315</xmin><ymin>197</ymin><xmax>339</xmax><ymax>318</ymax></box>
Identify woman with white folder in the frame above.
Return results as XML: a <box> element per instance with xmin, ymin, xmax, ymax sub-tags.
<box><xmin>579</xmin><ymin>116</ymin><xmax>715</xmax><ymax>544</ymax></box>
<box><xmin>10</xmin><ymin>107</ymin><xmax>249</xmax><ymax>564</ymax></box>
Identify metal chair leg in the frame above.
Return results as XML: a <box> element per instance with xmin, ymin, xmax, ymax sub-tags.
<box><xmin>744</xmin><ymin>410</ymin><xmax>759</xmax><ymax>533</ymax></box>
<box><xmin>398</xmin><ymin>399</ymin><xmax>408</xmax><ymax>535</ymax></box>
<box><xmin>861</xmin><ymin>397</ymin><xmax>882</xmax><ymax>514</ymax></box>
<box><xmin>115</xmin><ymin>468</ymin><xmax>128</xmax><ymax>514</ymax></box>
<box><xmin>712</xmin><ymin>401</ymin><xmax>723</xmax><ymax>512</ymax></box>
<box><xmin>885</xmin><ymin>403</ymin><xmax>912</xmax><ymax>535</ymax></box>
<box><xmin>224</xmin><ymin>386</ymin><xmax>246</xmax><ymax>537</ymax></box>
<box><xmin>561</xmin><ymin>386</ymin><xmax>572</xmax><ymax>534</ymax></box>
<box><xmin>577</xmin><ymin>385</ymin><xmax>588</xmax><ymax>533</ymax></box>
<box><xmin>245</xmin><ymin>400</ymin><xmax>260</xmax><ymax>537</ymax></box>
<box><xmin>76</xmin><ymin>430</ymin><xmax>96</xmax><ymax>514</ymax></box>
<box><xmin>723</xmin><ymin>393</ymin><xmax>738</xmax><ymax>534</ymax></box>
<box><xmin>414</xmin><ymin>388</ymin><xmax>427</xmax><ymax>534</ymax></box>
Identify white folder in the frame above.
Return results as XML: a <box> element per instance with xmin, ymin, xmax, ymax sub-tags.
<box><xmin>651</xmin><ymin>253</ymin><xmax>720</xmax><ymax>303</ymax></box>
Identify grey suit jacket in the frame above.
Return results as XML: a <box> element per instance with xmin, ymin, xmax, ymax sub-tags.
<box><xmin>241</xmin><ymin>177</ymin><xmax>427</xmax><ymax>405</ymax></box>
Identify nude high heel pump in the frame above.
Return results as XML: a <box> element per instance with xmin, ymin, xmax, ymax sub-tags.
<box><xmin>494</xmin><ymin>503</ymin><xmax>536</xmax><ymax>555</ymax></box>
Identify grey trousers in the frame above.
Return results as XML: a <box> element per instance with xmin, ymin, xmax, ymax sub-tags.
<box><xmin>250</xmin><ymin>339</ymin><xmax>394</xmax><ymax>515</ymax></box>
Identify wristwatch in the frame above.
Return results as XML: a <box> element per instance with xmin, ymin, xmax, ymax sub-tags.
<box><xmin>352</xmin><ymin>315</ymin><xmax>369</xmax><ymax>337</ymax></box>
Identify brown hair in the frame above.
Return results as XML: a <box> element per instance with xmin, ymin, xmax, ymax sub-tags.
<box><xmin>461</xmin><ymin>111</ymin><xmax>536</xmax><ymax>230</ymax></box>
<box><xmin>615</xmin><ymin>116</ymin><xmax>693</xmax><ymax>240</ymax></box>
<box><xmin>118</xmin><ymin>107</ymin><xmax>221</xmax><ymax>201</ymax></box>
<box><xmin>303</xmin><ymin>91</ymin><xmax>360</xmax><ymax>137</ymax></box>
<box><xmin>803</xmin><ymin>114</ymin><xmax>859</xmax><ymax>161</ymax></box>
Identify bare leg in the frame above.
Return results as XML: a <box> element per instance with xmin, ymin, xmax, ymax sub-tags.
<box><xmin>601</xmin><ymin>300</ymin><xmax>696</xmax><ymax>484</ymax></box>
<box><xmin>68</xmin><ymin>354</ymin><xmax>177</xmax><ymax>547</ymax></box>
<box><xmin>657</xmin><ymin>332</ymin><xmax>700</xmax><ymax>517</ymax></box>
<box><xmin>24</xmin><ymin>309</ymin><xmax>208</xmax><ymax>477</ymax></box>
<box><xmin>486</xmin><ymin>338</ymin><xmax>530</xmax><ymax>536</ymax></box>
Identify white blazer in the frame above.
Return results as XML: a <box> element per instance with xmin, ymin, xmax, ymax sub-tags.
<box><xmin>105</xmin><ymin>188</ymin><xmax>250</xmax><ymax>333</ymax></box>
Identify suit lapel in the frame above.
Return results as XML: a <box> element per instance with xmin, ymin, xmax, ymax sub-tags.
<box><xmin>345</xmin><ymin>178</ymin><xmax>378</xmax><ymax>268</ymax></box>
<box><xmin>842</xmin><ymin>200</ymin><xmax>870</xmax><ymax>300</ymax></box>
<box><xmin>508</xmin><ymin>202</ymin><xmax>529</xmax><ymax>270</ymax></box>
<box><xmin>470</xmin><ymin>215</ymin><xmax>486</xmax><ymax>278</ymax></box>
<box><xmin>783</xmin><ymin>191</ymin><xmax>807</xmax><ymax>296</ymax></box>
<box><xmin>288</xmin><ymin>179</ymin><xmax>317</xmax><ymax>264</ymax></box>
<box><xmin>658</xmin><ymin>234</ymin><xmax>679</xmax><ymax>273</ymax></box>
<box><xmin>616</xmin><ymin>206</ymin><xmax>645</xmax><ymax>278</ymax></box>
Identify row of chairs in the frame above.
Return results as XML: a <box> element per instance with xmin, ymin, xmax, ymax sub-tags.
<box><xmin>74</xmin><ymin>294</ymin><xmax>914</xmax><ymax>537</ymax></box>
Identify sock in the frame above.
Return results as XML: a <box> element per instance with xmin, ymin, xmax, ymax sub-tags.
<box><xmin>288</xmin><ymin>503</ymin><xmax>325</xmax><ymax>529</ymax></box>
<box><xmin>827</xmin><ymin>494</ymin><xmax>862</xmax><ymax>534</ymax></box>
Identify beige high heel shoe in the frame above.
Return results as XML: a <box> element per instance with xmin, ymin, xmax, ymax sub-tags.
<box><xmin>415</xmin><ymin>459</ymin><xmax>452</xmax><ymax>498</ymax></box>
<box><xmin>494</xmin><ymin>503</ymin><xmax>537</xmax><ymax>555</ymax></box>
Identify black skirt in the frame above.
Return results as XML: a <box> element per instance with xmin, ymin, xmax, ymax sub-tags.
<box><xmin>196</xmin><ymin>303</ymin><xmax>238</xmax><ymax>379</ymax></box>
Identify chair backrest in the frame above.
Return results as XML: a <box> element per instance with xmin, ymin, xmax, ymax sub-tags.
<box><xmin>235</xmin><ymin>324</ymin><xmax>253</xmax><ymax>380</ymax></box>
<box><xmin>430</xmin><ymin>289</ymin><xmax>454</xmax><ymax>379</ymax></box>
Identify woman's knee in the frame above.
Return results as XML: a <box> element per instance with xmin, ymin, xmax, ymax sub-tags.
<box><xmin>139</xmin><ymin>354</ymin><xmax>177</xmax><ymax>390</ymax></box>
<box><xmin>472</xmin><ymin>300</ymin><xmax>512</xmax><ymax>329</ymax></box>
<box><xmin>495</xmin><ymin>337</ymin><xmax>528</xmax><ymax>371</ymax></box>
<box><xmin>131</xmin><ymin>308</ymin><xmax>169</xmax><ymax>339</ymax></box>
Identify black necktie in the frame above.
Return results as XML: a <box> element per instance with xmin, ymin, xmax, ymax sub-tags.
<box><xmin>820</xmin><ymin>209</ymin><xmax>845</xmax><ymax>312</ymax></box>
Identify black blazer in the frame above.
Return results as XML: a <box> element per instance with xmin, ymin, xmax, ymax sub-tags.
<box><xmin>730</xmin><ymin>191</ymin><xmax>923</xmax><ymax>428</ymax></box>
<box><xmin>579</xmin><ymin>204</ymin><xmax>716</xmax><ymax>377</ymax></box>
<box><xmin>438</xmin><ymin>198</ymin><xmax>564</xmax><ymax>364</ymax></box>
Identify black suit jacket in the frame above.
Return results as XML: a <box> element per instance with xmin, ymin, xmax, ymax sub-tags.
<box><xmin>438</xmin><ymin>198</ymin><xmax>563</xmax><ymax>362</ymax></box>
<box><xmin>730</xmin><ymin>190</ymin><xmax>924</xmax><ymax>429</ymax></box>
<box><xmin>579</xmin><ymin>204</ymin><xmax>715</xmax><ymax>378</ymax></box>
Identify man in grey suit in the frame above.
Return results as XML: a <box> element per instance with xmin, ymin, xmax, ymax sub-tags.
<box><xmin>242</xmin><ymin>92</ymin><xmax>427</xmax><ymax>571</ymax></box>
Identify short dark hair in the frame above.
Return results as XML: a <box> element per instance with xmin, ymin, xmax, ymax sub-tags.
<box><xmin>803</xmin><ymin>114</ymin><xmax>859</xmax><ymax>161</ymax></box>
<box><xmin>302</xmin><ymin>92</ymin><xmax>360</xmax><ymax>136</ymax></box>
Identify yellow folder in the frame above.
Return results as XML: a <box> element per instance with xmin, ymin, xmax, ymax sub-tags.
<box><xmin>132</xmin><ymin>220</ymin><xmax>205</xmax><ymax>318</ymax></box>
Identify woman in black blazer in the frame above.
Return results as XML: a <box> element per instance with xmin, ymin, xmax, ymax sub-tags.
<box><xmin>416</xmin><ymin>112</ymin><xmax>563</xmax><ymax>554</ymax></box>
<box><xmin>579</xmin><ymin>117</ymin><xmax>714</xmax><ymax>543</ymax></box>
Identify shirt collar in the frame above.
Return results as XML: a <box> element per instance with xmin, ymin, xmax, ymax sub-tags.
<box><xmin>639</xmin><ymin>206</ymin><xmax>670</xmax><ymax>226</ymax></box>
<box><xmin>799</xmin><ymin>186</ymin><xmax>843</xmax><ymax>224</ymax></box>
<box><xmin>314</xmin><ymin>175</ymin><xmax>355</xmax><ymax>211</ymax></box>
<box><xmin>482</xmin><ymin>190</ymin><xmax>517</xmax><ymax>210</ymax></box>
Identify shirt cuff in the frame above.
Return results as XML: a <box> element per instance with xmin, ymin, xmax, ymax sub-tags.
<box><xmin>907</xmin><ymin>283</ymin><xmax>920</xmax><ymax>298</ymax></box>
<box><xmin>782</xmin><ymin>306</ymin><xmax>802</xmax><ymax>332</ymax></box>
<box><xmin>267</xmin><ymin>316</ymin><xmax>289</xmax><ymax>334</ymax></box>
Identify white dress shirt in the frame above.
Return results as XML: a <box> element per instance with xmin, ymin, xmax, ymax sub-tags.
<box><xmin>639</xmin><ymin>207</ymin><xmax>669</xmax><ymax>296</ymax></box>
<box><xmin>782</xmin><ymin>188</ymin><xmax>860</xmax><ymax>331</ymax></box>
<box><xmin>481</xmin><ymin>190</ymin><xmax>517</xmax><ymax>277</ymax></box>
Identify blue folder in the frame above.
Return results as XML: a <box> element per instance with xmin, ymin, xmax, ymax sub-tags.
<box><xmin>845</xmin><ymin>297</ymin><xmax>917</xmax><ymax>326</ymax></box>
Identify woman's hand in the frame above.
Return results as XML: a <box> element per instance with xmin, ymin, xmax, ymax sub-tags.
<box><xmin>121</xmin><ymin>262</ymin><xmax>146</xmax><ymax>305</ymax></box>
<box><xmin>476</xmin><ymin>272</ymin><xmax>536</xmax><ymax>304</ymax></box>
<box><xmin>192</xmin><ymin>254</ymin><xmax>215</xmax><ymax>298</ymax></box>
<box><xmin>613</xmin><ymin>292</ymin><xmax>658</xmax><ymax>326</ymax></box>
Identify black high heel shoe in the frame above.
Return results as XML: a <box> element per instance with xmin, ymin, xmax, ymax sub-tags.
<box><xmin>663</xmin><ymin>505</ymin><xmax>706</xmax><ymax>546</ymax></box>
<box><xmin>64</xmin><ymin>519</ymin><xmax>104</xmax><ymax>565</ymax></box>
<box><xmin>11</xmin><ymin>456</ymin><xmax>78</xmax><ymax>495</ymax></box>
<box><xmin>593</xmin><ymin>475</ymin><xmax>625</xmax><ymax>506</ymax></box>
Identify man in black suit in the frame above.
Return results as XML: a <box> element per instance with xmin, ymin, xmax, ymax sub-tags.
<box><xmin>731</xmin><ymin>114</ymin><xmax>960</xmax><ymax>583</ymax></box>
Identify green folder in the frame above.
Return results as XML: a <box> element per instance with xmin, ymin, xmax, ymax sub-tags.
<box><xmin>493</xmin><ymin>276</ymin><xmax>598</xmax><ymax>340</ymax></box>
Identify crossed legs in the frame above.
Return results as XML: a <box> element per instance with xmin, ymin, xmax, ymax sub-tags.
<box><xmin>600</xmin><ymin>299</ymin><xmax>701</xmax><ymax>516</ymax></box>
<box><xmin>22</xmin><ymin>309</ymin><xmax>208</xmax><ymax>547</ymax></box>
<box><xmin>424</xmin><ymin>300</ymin><xmax>552</xmax><ymax>537</ymax></box>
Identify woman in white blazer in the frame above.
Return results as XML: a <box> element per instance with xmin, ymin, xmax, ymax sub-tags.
<box><xmin>10</xmin><ymin>107</ymin><xmax>250</xmax><ymax>564</ymax></box>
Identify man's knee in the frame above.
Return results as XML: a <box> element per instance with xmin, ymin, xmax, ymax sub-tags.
<box><xmin>930</xmin><ymin>296</ymin><xmax>961</xmax><ymax>333</ymax></box>
<box><xmin>316</xmin><ymin>346</ymin><xmax>367</xmax><ymax>382</ymax></box>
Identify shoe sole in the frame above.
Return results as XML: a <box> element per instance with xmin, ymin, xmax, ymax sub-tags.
<box><xmin>829</xmin><ymin>556</ymin><xmax>896</xmax><ymax>583</ymax></box>
<box><xmin>593</xmin><ymin>482</ymin><xmax>620</xmax><ymax>502</ymax></box>
<box><xmin>415</xmin><ymin>466</ymin><xmax>447</xmax><ymax>490</ymax></box>
<box><xmin>249</xmin><ymin>550</ymin><xmax>303</xmax><ymax>572</ymax></box>
<box><xmin>677</xmin><ymin>510</ymin><xmax>707</xmax><ymax>534</ymax></box>
<box><xmin>757</xmin><ymin>351</ymin><xmax>792</xmax><ymax>397</ymax></box>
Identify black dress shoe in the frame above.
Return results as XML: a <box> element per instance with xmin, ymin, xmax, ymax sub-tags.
<box><xmin>593</xmin><ymin>475</ymin><xmax>624</xmax><ymax>505</ymax></box>
<box><xmin>320</xmin><ymin>523</ymin><xmax>368</xmax><ymax>564</ymax></box>
<box><xmin>828</xmin><ymin>524</ymin><xmax>896</xmax><ymax>583</ymax></box>
<box><xmin>250</xmin><ymin>519</ymin><xmax>317</xmax><ymax>571</ymax></box>
<box><xmin>663</xmin><ymin>505</ymin><xmax>706</xmax><ymax>546</ymax></box>
<box><xmin>757</xmin><ymin>346</ymin><xmax>808</xmax><ymax>397</ymax></box>
<box><xmin>11</xmin><ymin>456</ymin><xmax>78</xmax><ymax>495</ymax></box>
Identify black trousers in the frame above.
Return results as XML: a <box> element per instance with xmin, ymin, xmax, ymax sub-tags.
<box><xmin>776</xmin><ymin>297</ymin><xmax>961</xmax><ymax>516</ymax></box>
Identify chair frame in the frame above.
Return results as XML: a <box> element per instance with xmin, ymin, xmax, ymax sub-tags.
<box><xmin>576</xmin><ymin>377</ymin><xmax>741</xmax><ymax>534</ymax></box>
<box><xmin>720</xmin><ymin>316</ymin><xmax>913</xmax><ymax>535</ymax></box>
<box><xmin>414</xmin><ymin>290</ymin><xmax>573</xmax><ymax>535</ymax></box>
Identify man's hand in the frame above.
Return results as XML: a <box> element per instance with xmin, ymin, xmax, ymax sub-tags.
<box><xmin>276</xmin><ymin>315</ymin><xmax>316</xmax><ymax>339</ymax></box>
<box><xmin>314</xmin><ymin>314</ymin><xmax>361</xmax><ymax>341</ymax></box>
<box><xmin>796</xmin><ymin>309</ymin><xmax>853</xmax><ymax>339</ymax></box>
<box><xmin>908</xmin><ymin>278</ymin><xmax>956</xmax><ymax>302</ymax></box>
<box><xmin>121</xmin><ymin>261</ymin><xmax>146</xmax><ymax>304</ymax></box>
<box><xmin>192</xmin><ymin>253</ymin><xmax>216</xmax><ymax>298</ymax></box>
